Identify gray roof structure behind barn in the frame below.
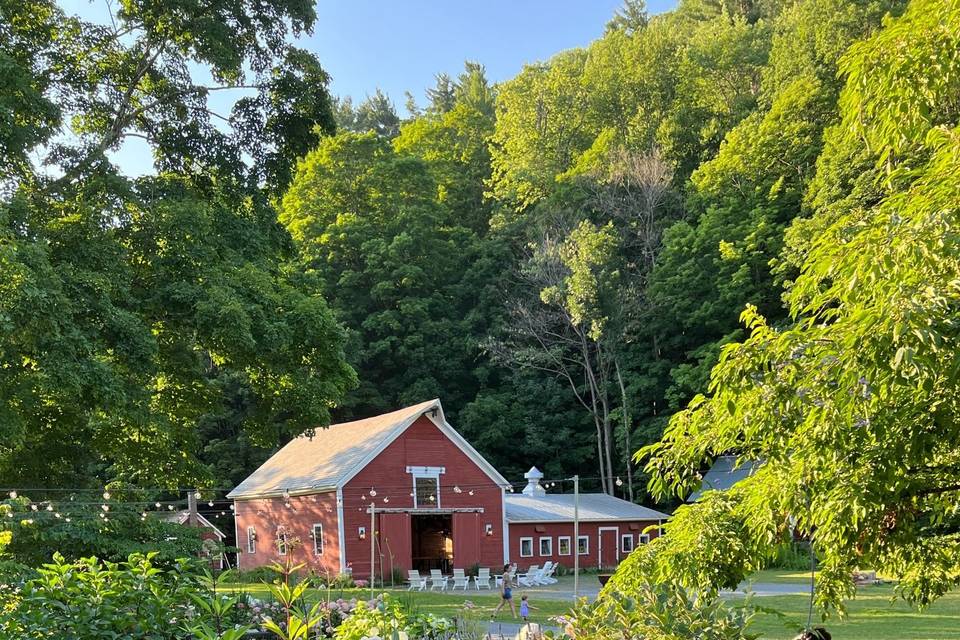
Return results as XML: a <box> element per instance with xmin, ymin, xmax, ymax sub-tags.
<box><xmin>687</xmin><ymin>455</ymin><xmax>763</xmax><ymax>502</ymax></box>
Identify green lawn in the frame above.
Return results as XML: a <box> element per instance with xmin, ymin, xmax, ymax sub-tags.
<box><xmin>735</xmin><ymin>585</ymin><xmax>960</xmax><ymax>640</ymax></box>
<box><xmin>222</xmin><ymin>584</ymin><xmax>573</xmax><ymax>625</ymax></box>
<box><xmin>221</xmin><ymin>581</ymin><xmax>960</xmax><ymax>638</ymax></box>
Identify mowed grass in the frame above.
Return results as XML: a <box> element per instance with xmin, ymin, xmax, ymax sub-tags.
<box><xmin>221</xmin><ymin>580</ymin><xmax>960</xmax><ymax>637</ymax></box>
<box><xmin>221</xmin><ymin>584</ymin><xmax>573</xmax><ymax>625</ymax></box>
<box><xmin>735</xmin><ymin>585</ymin><xmax>960</xmax><ymax>640</ymax></box>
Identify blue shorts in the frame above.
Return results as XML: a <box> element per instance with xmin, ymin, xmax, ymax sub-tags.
<box><xmin>503</xmin><ymin>587</ymin><xmax>512</xmax><ymax>600</ymax></box>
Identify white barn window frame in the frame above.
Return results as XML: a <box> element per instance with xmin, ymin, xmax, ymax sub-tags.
<box><xmin>558</xmin><ymin>536</ymin><xmax>571</xmax><ymax>556</ymax></box>
<box><xmin>539</xmin><ymin>536</ymin><xmax>553</xmax><ymax>556</ymax></box>
<box><xmin>577</xmin><ymin>535</ymin><xmax>589</xmax><ymax>555</ymax></box>
<box><xmin>621</xmin><ymin>534</ymin><xmax>634</xmax><ymax>554</ymax></box>
<box><xmin>312</xmin><ymin>523</ymin><xmax>324</xmax><ymax>555</ymax></box>
<box><xmin>247</xmin><ymin>526</ymin><xmax>256</xmax><ymax>554</ymax></box>
<box><xmin>407</xmin><ymin>466</ymin><xmax>445</xmax><ymax>508</ymax></box>
<box><xmin>519</xmin><ymin>537</ymin><xmax>534</xmax><ymax>557</ymax></box>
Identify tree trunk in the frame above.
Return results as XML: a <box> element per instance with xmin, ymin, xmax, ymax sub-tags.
<box><xmin>615</xmin><ymin>359</ymin><xmax>634</xmax><ymax>502</ymax></box>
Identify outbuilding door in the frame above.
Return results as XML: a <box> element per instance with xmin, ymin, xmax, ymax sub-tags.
<box><xmin>452</xmin><ymin>512</ymin><xmax>481</xmax><ymax>569</ymax></box>
<box><xmin>598</xmin><ymin>527</ymin><xmax>619</xmax><ymax>569</ymax></box>
<box><xmin>379</xmin><ymin>512</ymin><xmax>412</xmax><ymax>582</ymax></box>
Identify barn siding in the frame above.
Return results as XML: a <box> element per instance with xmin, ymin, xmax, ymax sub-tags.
<box><xmin>233</xmin><ymin>492</ymin><xmax>340</xmax><ymax>574</ymax></box>
<box><xmin>507</xmin><ymin>520</ymin><xmax>661</xmax><ymax>570</ymax></box>
<box><xmin>342</xmin><ymin>415</ymin><xmax>505</xmax><ymax>579</ymax></box>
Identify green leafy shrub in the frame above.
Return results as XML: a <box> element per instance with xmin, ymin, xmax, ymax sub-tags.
<box><xmin>767</xmin><ymin>542</ymin><xmax>814</xmax><ymax>571</ymax></box>
<box><xmin>558</xmin><ymin>582</ymin><xmax>758</xmax><ymax>640</ymax></box>
<box><xmin>0</xmin><ymin>552</ymin><xmax>252</xmax><ymax>639</ymax></box>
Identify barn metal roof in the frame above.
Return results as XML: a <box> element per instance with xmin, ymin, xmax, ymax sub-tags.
<box><xmin>504</xmin><ymin>493</ymin><xmax>669</xmax><ymax>523</ymax></box>
<box><xmin>687</xmin><ymin>455</ymin><xmax>763</xmax><ymax>502</ymax></box>
<box><xmin>227</xmin><ymin>399</ymin><xmax>508</xmax><ymax>500</ymax></box>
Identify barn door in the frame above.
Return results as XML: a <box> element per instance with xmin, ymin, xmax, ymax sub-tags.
<box><xmin>378</xmin><ymin>512</ymin><xmax>412</xmax><ymax>585</ymax></box>
<box><xmin>452</xmin><ymin>512</ymin><xmax>480</xmax><ymax>569</ymax></box>
<box><xmin>598</xmin><ymin>527</ymin><xmax>619</xmax><ymax>569</ymax></box>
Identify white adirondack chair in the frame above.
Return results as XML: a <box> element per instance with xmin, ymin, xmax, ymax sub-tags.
<box><xmin>452</xmin><ymin>568</ymin><xmax>470</xmax><ymax>590</ymax></box>
<box><xmin>429</xmin><ymin>569</ymin><xmax>449</xmax><ymax>591</ymax></box>
<box><xmin>407</xmin><ymin>570</ymin><xmax>427</xmax><ymax>591</ymax></box>
<box><xmin>536</xmin><ymin>561</ymin><xmax>557</xmax><ymax>585</ymax></box>
<box><xmin>475</xmin><ymin>567</ymin><xmax>492</xmax><ymax>590</ymax></box>
<box><xmin>517</xmin><ymin>564</ymin><xmax>540</xmax><ymax>587</ymax></box>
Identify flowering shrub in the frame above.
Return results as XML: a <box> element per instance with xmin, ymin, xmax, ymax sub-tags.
<box><xmin>333</xmin><ymin>595</ymin><xmax>454</xmax><ymax>640</ymax></box>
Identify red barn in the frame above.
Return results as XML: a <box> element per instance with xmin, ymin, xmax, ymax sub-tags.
<box><xmin>229</xmin><ymin>399</ymin><xmax>669</xmax><ymax>579</ymax></box>
<box><xmin>228</xmin><ymin>400</ymin><xmax>509</xmax><ymax>578</ymax></box>
<box><xmin>505</xmin><ymin>467</ymin><xmax>667</xmax><ymax>570</ymax></box>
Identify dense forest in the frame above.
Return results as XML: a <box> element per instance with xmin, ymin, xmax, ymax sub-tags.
<box><xmin>0</xmin><ymin>0</ymin><xmax>908</xmax><ymax>503</ymax></box>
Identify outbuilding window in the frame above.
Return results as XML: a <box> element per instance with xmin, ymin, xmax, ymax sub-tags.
<box><xmin>639</xmin><ymin>533</ymin><xmax>650</xmax><ymax>545</ymax></box>
<box><xmin>247</xmin><ymin>526</ymin><xmax>256</xmax><ymax>554</ymax></box>
<box><xmin>621</xmin><ymin>534</ymin><xmax>634</xmax><ymax>554</ymax></box>
<box><xmin>312</xmin><ymin>523</ymin><xmax>324</xmax><ymax>555</ymax></box>
<box><xmin>277</xmin><ymin>530</ymin><xmax>288</xmax><ymax>556</ymax></box>
<box><xmin>558</xmin><ymin>536</ymin><xmax>571</xmax><ymax>556</ymax></box>
<box><xmin>539</xmin><ymin>537</ymin><xmax>553</xmax><ymax>556</ymax></box>
<box><xmin>577</xmin><ymin>535</ymin><xmax>589</xmax><ymax>555</ymax></box>
<box><xmin>520</xmin><ymin>537</ymin><xmax>534</xmax><ymax>557</ymax></box>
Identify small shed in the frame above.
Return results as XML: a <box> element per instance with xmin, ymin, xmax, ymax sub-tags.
<box><xmin>161</xmin><ymin>510</ymin><xmax>228</xmax><ymax>569</ymax></box>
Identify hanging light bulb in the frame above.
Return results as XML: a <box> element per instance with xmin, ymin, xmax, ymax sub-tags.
<box><xmin>103</xmin><ymin>491</ymin><xmax>111</xmax><ymax>500</ymax></box>
<box><xmin>194</xmin><ymin>491</ymin><xmax>202</xmax><ymax>499</ymax></box>
<box><xmin>101</xmin><ymin>504</ymin><xmax>109</xmax><ymax>512</ymax></box>
<box><xmin>208</xmin><ymin>501</ymin><xmax>214</xmax><ymax>507</ymax></box>
<box><xmin>30</xmin><ymin>504</ymin><xmax>37</xmax><ymax>511</ymax></box>
<box><xmin>468</xmin><ymin>490</ymin><xmax>474</xmax><ymax>496</ymax></box>
<box><xmin>453</xmin><ymin>486</ymin><xmax>461</xmax><ymax>494</ymax></box>
<box><xmin>54</xmin><ymin>512</ymin><xmax>62</xmax><ymax>519</ymax></box>
<box><xmin>9</xmin><ymin>490</ymin><xmax>17</xmax><ymax>499</ymax></box>
<box><xmin>155</xmin><ymin>502</ymin><xmax>162</xmax><ymax>508</ymax></box>
<box><xmin>98</xmin><ymin>512</ymin><xmax>105</xmax><ymax>519</ymax></box>
<box><xmin>229</xmin><ymin>504</ymin><xmax>235</xmax><ymax>511</ymax></box>
<box><xmin>383</xmin><ymin>496</ymin><xmax>389</xmax><ymax>503</ymax></box>
<box><xmin>167</xmin><ymin>504</ymin><xmax>174</xmax><ymax>511</ymax></box>
<box><xmin>429</xmin><ymin>495</ymin><xmax>436</xmax><ymax>502</ymax></box>
<box><xmin>65</xmin><ymin>517</ymin><xmax>71</xmax><ymax>523</ymax></box>
<box><xmin>409</xmin><ymin>492</ymin><xmax>415</xmax><ymax>498</ymax></box>
<box><xmin>615</xmin><ymin>477</ymin><xmax>624</xmax><ymax>487</ymax></box>
<box><xmin>369</xmin><ymin>488</ymin><xmax>377</xmax><ymax>497</ymax></box>
<box><xmin>45</xmin><ymin>504</ymin><xmax>53</xmax><ymax>511</ymax></box>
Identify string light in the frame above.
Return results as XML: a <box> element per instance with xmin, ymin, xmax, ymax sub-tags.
<box><xmin>30</xmin><ymin>504</ymin><xmax>37</xmax><ymax>511</ymax></box>
<box><xmin>208</xmin><ymin>501</ymin><xmax>214</xmax><ymax>507</ymax></box>
<box><xmin>46</xmin><ymin>504</ymin><xmax>53</xmax><ymax>511</ymax></box>
<box><xmin>383</xmin><ymin>497</ymin><xmax>389</xmax><ymax>503</ymax></box>
<box><xmin>615</xmin><ymin>477</ymin><xmax>624</xmax><ymax>487</ymax></box>
<box><xmin>103</xmin><ymin>491</ymin><xmax>111</xmax><ymax>500</ymax></box>
<box><xmin>453</xmin><ymin>486</ymin><xmax>462</xmax><ymax>494</ymax></box>
<box><xmin>369</xmin><ymin>488</ymin><xmax>377</xmax><ymax>497</ymax></box>
<box><xmin>9</xmin><ymin>491</ymin><xmax>17</xmax><ymax>499</ymax></box>
<box><xmin>468</xmin><ymin>490</ymin><xmax>474</xmax><ymax>496</ymax></box>
<box><xmin>101</xmin><ymin>505</ymin><xmax>109</xmax><ymax>512</ymax></box>
<box><xmin>155</xmin><ymin>502</ymin><xmax>162</xmax><ymax>508</ymax></box>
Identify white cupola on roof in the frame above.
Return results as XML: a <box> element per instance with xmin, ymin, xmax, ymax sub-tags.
<box><xmin>522</xmin><ymin>466</ymin><xmax>546</xmax><ymax>496</ymax></box>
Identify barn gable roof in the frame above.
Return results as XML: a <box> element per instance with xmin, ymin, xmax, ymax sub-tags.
<box><xmin>228</xmin><ymin>399</ymin><xmax>508</xmax><ymax>500</ymax></box>
<box><xmin>505</xmin><ymin>493</ymin><xmax>669</xmax><ymax>523</ymax></box>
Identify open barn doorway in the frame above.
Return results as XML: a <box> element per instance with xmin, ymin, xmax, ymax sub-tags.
<box><xmin>411</xmin><ymin>514</ymin><xmax>452</xmax><ymax>574</ymax></box>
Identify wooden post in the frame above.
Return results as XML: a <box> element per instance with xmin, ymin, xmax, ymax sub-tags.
<box><xmin>369</xmin><ymin>502</ymin><xmax>376</xmax><ymax>600</ymax></box>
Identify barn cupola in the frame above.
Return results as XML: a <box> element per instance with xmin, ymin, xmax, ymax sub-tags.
<box><xmin>522</xmin><ymin>466</ymin><xmax>546</xmax><ymax>496</ymax></box>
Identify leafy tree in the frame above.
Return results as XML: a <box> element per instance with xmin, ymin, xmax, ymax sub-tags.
<box><xmin>0</xmin><ymin>0</ymin><xmax>355</xmax><ymax>490</ymax></box>
<box><xmin>632</xmin><ymin>0</ymin><xmax>960</xmax><ymax>619</ymax></box>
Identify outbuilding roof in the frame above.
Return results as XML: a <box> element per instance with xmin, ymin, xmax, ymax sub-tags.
<box><xmin>228</xmin><ymin>399</ymin><xmax>508</xmax><ymax>500</ymax></box>
<box><xmin>687</xmin><ymin>455</ymin><xmax>762</xmax><ymax>502</ymax></box>
<box><xmin>160</xmin><ymin>510</ymin><xmax>227</xmax><ymax>539</ymax></box>
<box><xmin>504</xmin><ymin>492</ymin><xmax>669</xmax><ymax>523</ymax></box>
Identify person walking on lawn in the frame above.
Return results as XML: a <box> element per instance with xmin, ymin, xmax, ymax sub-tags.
<box><xmin>492</xmin><ymin>564</ymin><xmax>517</xmax><ymax>618</ymax></box>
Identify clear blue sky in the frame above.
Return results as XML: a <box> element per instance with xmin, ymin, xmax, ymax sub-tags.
<box><xmin>58</xmin><ymin>0</ymin><xmax>678</xmax><ymax>175</ymax></box>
